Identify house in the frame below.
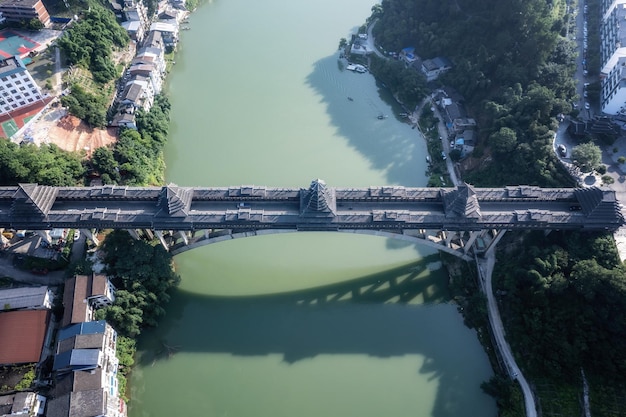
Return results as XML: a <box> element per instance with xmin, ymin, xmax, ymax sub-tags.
<box><xmin>61</xmin><ymin>274</ymin><xmax>116</xmax><ymax>328</ymax></box>
<box><xmin>47</xmin><ymin>321</ymin><xmax>124</xmax><ymax>417</ymax></box>
<box><xmin>421</xmin><ymin>56</ymin><xmax>452</xmax><ymax>81</ymax></box>
<box><xmin>0</xmin><ymin>286</ymin><xmax>53</xmax><ymax>311</ymax></box>
<box><xmin>400</xmin><ymin>47</ymin><xmax>418</xmax><ymax>65</ymax></box>
<box><xmin>121</xmin><ymin>20</ymin><xmax>144</xmax><ymax>43</ymax></box>
<box><xmin>0</xmin><ymin>310</ymin><xmax>50</xmax><ymax>365</ymax></box>
<box><xmin>0</xmin><ymin>392</ymin><xmax>46</xmax><ymax>416</ymax></box>
<box><xmin>149</xmin><ymin>21</ymin><xmax>178</xmax><ymax>50</ymax></box>
<box><xmin>110</xmin><ymin>112</ymin><xmax>137</xmax><ymax>129</ymax></box>
<box><xmin>0</xmin><ymin>0</ymin><xmax>50</xmax><ymax>26</ymax></box>
<box><xmin>452</xmin><ymin>117</ymin><xmax>477</xmax><ymax>133</ymax></box>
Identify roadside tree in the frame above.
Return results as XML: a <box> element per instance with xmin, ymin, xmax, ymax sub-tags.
<box><xmin>571</xmin><ymin>142</ymin><xmax>601</xmax><ymax>173</ymax></box>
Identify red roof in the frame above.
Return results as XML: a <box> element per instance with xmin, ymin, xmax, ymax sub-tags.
<box><xmin>0</xmin><ymin>310</ymin><xmax>49</xmax><ymax>365</ymax></box>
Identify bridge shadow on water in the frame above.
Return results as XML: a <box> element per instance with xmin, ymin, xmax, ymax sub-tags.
<box><xmin>137</xmin><ymin>255</ymin><xmax>493</xmax><ymax>417</ymax></box>
<box><xmin>305</xmin><ymin>53</ymin><xmax>426</xmax><ymax>186</ymax></box>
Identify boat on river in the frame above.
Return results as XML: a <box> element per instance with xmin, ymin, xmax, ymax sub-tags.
<box><xmin>346</xmin><ymin>64</ymin><xmax>367</xmax><ymax>73</ymax></box>
<box><xmin>377</xmin><ymin>114</ymin><xmax>388</xmax><ymax>120</ymax></box>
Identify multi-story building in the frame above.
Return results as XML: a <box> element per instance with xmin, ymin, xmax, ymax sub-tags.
<box><xmin>600</xmin><ymin>0</ymin><xmax>626</xmax><ymax>113</ymax></box>
<box><xmin>0</xmin><ymin>0</ymin><xmax>50</xmax><ymax>26</ymax></box>
<box><xmin>0</xmin><ymin>56</ymin><xmax>45</xmax><ymax>115</ymax></box>
<box><xmin>61</xmin><ymin>274</ymin><xmax>116</xmax><ymax>328</ymax></box>
<box><xmin>47</xmin><ymin>321</ymin><xmax>125</xmax><ymax>417</ymax></box>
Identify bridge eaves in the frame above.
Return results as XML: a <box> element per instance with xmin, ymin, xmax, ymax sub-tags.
<box><xmin>442</xmin><ymin>183</ymin><xmax>481</xmax><ymax>219</ymax></box>
<box><xmin>11</xmin><ymin>183</ymin><xmax>58</xmax><ymax>219</ymax></box>
<box><xmin>157</xmin><ymin>184</ymin><xmax>193</xmax><ymax>217</ymax></box>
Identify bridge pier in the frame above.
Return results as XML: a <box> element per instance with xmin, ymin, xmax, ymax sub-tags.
<box><xmin>126</xmin><ymin>229</ymin><xmax>141</xmax><ymax>240</ymax></box>
<box><xmin>463</xmin><ymin>231</ymin><xmax>481</xmax><ymax>254</ymax></box>
<box><xmin>83</xmin><ymin>229</ymin><xmax>100</xmax><ymax>246</ymax></box>
<box><xmin>485</xmin><ymin>229</ymin><xmax>507</xmax><ymax>255</ymax></box>
<box><xmin>154</xmin><ymin>230</ymin><xmax>169</xmax><ymax>251</ymax></box>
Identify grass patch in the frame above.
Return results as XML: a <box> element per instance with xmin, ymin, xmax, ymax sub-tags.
<box><xmin>534</xmin><ymin>378</ymin><xmax>581</xmax><ymax>417</ymax></box>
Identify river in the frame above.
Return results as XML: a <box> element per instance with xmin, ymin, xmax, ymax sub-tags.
<box><xmin>127</xmin><ymin>1</ymin><xmax>497</xmax><ymax>416</ymax></box>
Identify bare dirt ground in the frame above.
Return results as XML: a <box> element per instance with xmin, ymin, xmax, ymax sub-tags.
<box><xmin>26</xmin><ymin>106</ymin><xmax>117</xmax><ymax>156</ymax></box>
<box><xmin>45</xmin><ymin>114</ymin><xmax>117</xmax><ymax>156</ymax></box>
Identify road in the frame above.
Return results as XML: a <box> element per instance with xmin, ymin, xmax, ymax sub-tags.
<box><xmin>477</xmin><ymin>252</ymin><xmax>537</xmax><ymax>417</ymax></box>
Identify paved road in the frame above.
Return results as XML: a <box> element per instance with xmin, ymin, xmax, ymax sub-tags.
<box><xmin>477</xmin><ymin>252</ymin><xmax>537</xmax><ymax>417</ymax></box>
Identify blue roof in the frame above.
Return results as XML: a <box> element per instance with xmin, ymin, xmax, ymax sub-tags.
<box><xmin>53</xmin><ymin>349</ymin><xmax>100</xmax><ymax>372</ymax></box>
<box><xmin>57</xmin><ymin>320</ymin><xmax>107</xmax><ymax>342</ymax></box>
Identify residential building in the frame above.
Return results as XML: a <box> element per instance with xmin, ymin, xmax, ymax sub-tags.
<box><xmin>61</xmin><ymin>274</ymin><xmax>116</xmax><ymax>328</ymax></box>
<box><xmin>0</xmin><ymin>392</ymin><xmax>46</xmax><ymax>416</ymax></box>
<box><xmin>600</xmin><ymin>0</ymin><xmax>626</xmax><ymax>113</ymax></box>
<box><xmin>421</xmin><ymin>57</ymin><xmax>452</xmax><ymax>82</ymax></box>
<box><xmin>0</xmin><ymin>0</ymin><xmax>50</xmax><ymax>26</ymax></box>
<box><xmin>0</xmin><ymin>310</ymin><xmax>50</xmax><ymax>365</ymax></box>
<box><xmin>0</xmin><ymin>286</ymin><xmax>53</xmax><ymax>311</ymax></box>
<box><xmin>0</xmin><ymin>56</ymin><xmax>46</xmax><ymax>115</ymax></box>
<box><xmin>47</xmin><ymin>321</ymin><xmax>124</xmax><ymax>417</ymax></box>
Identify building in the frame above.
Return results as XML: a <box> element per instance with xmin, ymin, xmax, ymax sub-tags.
<box><xmin>61</xmin><ymin>274</ymin><xmax>116</xmax><ymax>328</ymax></box>
<box><xmin>0</xmin><ymin>56</ymin><xmax>46</xmax><ymax>115</ymax></box>
<box><xmin>47</xmin><ymin>321</ymin><xmax>124</xmax><ymax>417</ymax></box>
<box><xmin>0</xmin><ymin>392</ymin><xmax>46</xmax><ymax>416</ymax></box>
<box><xmin>421</xmin><ymin>57</ymin><xmax>452</xmax><ymax>82</ymax></box>
<box><xmin>600</xmin><ymin>0</ymin><xmax>626</xmax><ymax>113</ymax></box>
<box><xmin>0</xmin><ymin>286</ymin><xmax>53</xmax><ymax>311</ymax></box>
<box><xmin>0</xmin><ymin>309</ymin><xmax>50</xmax><ymax>365</ymax></box>
<box><xmin>0</xmin><ymin>0</ymin><xmax>50</xmax><ymax>26</ymax></box>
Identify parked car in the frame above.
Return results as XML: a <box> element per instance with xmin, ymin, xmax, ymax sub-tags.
<box><xmin>441</xmin><ymin>151</ymin><xmax>447</xmax><ymax>160</ymax></box>
<box><xmin>585</xmin><ymin>102</ymin><xmax>590</xmax><ymax>110</ymax></box>
<box><xmin>74</xmin><ymin>229</ymin><xmax>80</xmax><ymax>241</ymax></box>
<box><xmin>558</xmin><ymin>144</ymin><xmax>567</xmax><ymax>157</ymax></box>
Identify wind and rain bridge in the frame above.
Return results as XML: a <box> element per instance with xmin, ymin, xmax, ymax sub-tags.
<box><xmin>0</xmin><ymin>180</ymin><xmax>622</xmax><ymax>259</ymax></box>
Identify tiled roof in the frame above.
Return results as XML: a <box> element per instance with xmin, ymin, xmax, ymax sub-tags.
<box><xmin>0</xmin><ymin>310</ymin><xmax>49</xmax><ymax>364</ymax></box>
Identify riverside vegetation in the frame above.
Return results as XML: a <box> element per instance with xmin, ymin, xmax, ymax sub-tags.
<box><xmin>364</xmin><ymin>0</ymin><xmax>626</xmax><ymax>415</ymax></box>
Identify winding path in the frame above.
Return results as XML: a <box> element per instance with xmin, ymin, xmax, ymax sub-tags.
<box><xmin>477</xmin><ymin>252</ymin><xmax>537</xmax><ymax>417</ymax></box>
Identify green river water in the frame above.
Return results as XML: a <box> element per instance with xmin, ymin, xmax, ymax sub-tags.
<box><xmin>127</xmin><ymin>1</ymin><xmax>497</xmax><ymax>416</ymax></box>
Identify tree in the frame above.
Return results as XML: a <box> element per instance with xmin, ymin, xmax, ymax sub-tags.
<box><xmin>489</xmin><ymin>127</ymin><xmax>518</xmax><ymax>155</ymax></box>
<box><xmin>571</xmin><ymin>142</ymin><xmax>602</xmax><ymax>173</ymax></box>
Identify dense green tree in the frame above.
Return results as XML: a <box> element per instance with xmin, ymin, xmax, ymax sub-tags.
<box><xmin>97</xmin><ymin>230</ymin><xmax>180</xmax><ymax>338</ymax></box>
<box><xmin>571</xmin><ymin>142</ymin><xmax>601</xmax><ymax>173</ymax></box>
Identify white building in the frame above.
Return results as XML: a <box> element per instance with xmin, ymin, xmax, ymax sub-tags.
<box><xmin>600</xmin><ymin>0</ymin><xmax>626</xmax><ymax>113</ymax></box>
<box><xmin>0</xmin><ymin>286</ymin><xmax>53</xmax><ymax>311</ymax></box>
<box><xmin>0</xmin><ymin>56</ymin><xmax>45</xmax><ymax>115</ymax></box>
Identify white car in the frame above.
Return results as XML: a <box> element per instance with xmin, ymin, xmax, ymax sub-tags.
<box><xmin>74</xmin><ymin>230</ymin><xmax>80</xmax><ymax>241</ymax></box>
<box><xmin>585</xmin><ymin>102</ymin><xmax>590</xmax><ymax>110</ymax></box>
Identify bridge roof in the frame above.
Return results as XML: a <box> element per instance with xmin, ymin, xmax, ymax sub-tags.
<box><xmin>0</xmin><ymin>182</ymin><xmax>622</xmax><ymax>232</ymax></box>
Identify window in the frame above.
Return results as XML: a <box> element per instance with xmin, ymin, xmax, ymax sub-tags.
<box><xmin>18</xmin><ymin>101</ymin><xmax>25</xmax><ymax>106</ymax></box>
<box><xmin>10</xmin><ymin>89</ymin><xmax>16</xmax><ymax>94</ymax></box>
<box><xmin>18</xmin><ymin>87</ymin><xmax>25</xmax><ymax>91</ymax></box>
<box><xmin>15</xmin><ymin>80</ymin><xmax>21</xmax><ymax>85</ymax></box>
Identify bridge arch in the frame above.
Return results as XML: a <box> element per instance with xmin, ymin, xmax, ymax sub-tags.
<box><xmin>167</xmin><ymin>228</ymin><xmax>483</xmax><ymax>261</ymax></box>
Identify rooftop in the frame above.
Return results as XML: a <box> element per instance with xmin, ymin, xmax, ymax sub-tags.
<box><xmin>0</xmin><ymin>309</ymin><xmax>49</xmax><ymax>365</ymax></box>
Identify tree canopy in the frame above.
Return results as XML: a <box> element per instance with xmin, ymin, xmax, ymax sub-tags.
<box><xmin>0</xmin><ymin>140</ymin><xmax>85</xmax><ymax>185</ymax></box>
<box><xmin>57</xmin><ymin>4</ymin><xmax>129</xmax><ymax>84</ymax></box>
<box><xmin>96</xmin><ymin>230</ymin><xmax>181</xmax><ymax>338</ymax></box>
<box><xmin>371</xmin><ymin>0</ymin><xmax>578</xmax><ymax>187</ymax></box>
<box><xmin>571</xmin><ymin>142</ymin><xmax>602</xmax><ymax>173</ymax></box>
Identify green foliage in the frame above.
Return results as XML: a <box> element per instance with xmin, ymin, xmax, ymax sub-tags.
<box><xmin>494</xmin><ymin>231</ymin><xmax>626</xmax><ymax>382</ymax></box>
<box><xmin>618</xmin><ymin>156</ymin><xmax>626</xmax><ymax>164</ymax></box>
<box><xmin>98</xmin><ymin>230</ymin><xmax>180</xmax><ymax>337</ymax></box>
<box><xmin>57</xmin><ymin>4</ymin><xmax>129</xmax><ymax>84</ymax></box>
<box><xmin>572</xmin><ymin>142</ymin><xmax>602</xmax><ymax>173</ymax></box>
<box><xmin>26</xmin><ymin>18</ymin><xmax>44</xmax><ymax>31</ymax></box>
<box><xmin>602</xmin><ymin>175</ymin><xmax>614</xmax><ymax>185</ymax></box>
<box><xmin>372</xmin><ymin>0</ymin><xmax>578</xmax><ymax>187</ymax></box>
<box><xmin>61</xmin><ymin>84</ymin><xmax>107</xmax><ymax>127</ymax></box>
<box><xmin>368</xmin><ymin>55</ymin><xmax>426</xmax><ymax>109</ymax></box>
<box><xmin>15</xmin><ymin>367</ymin><xmax>35</xmax><ymax>390</ymax></box>
<box><xmin>90</xmin><ymin>94</ymin><xmax>170</xmax><ymax>185</ymax></box>
<box><xmin>0</xmin><ymin>140</ymin><xmax>85</xmax><ymax>185</ymax></box>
